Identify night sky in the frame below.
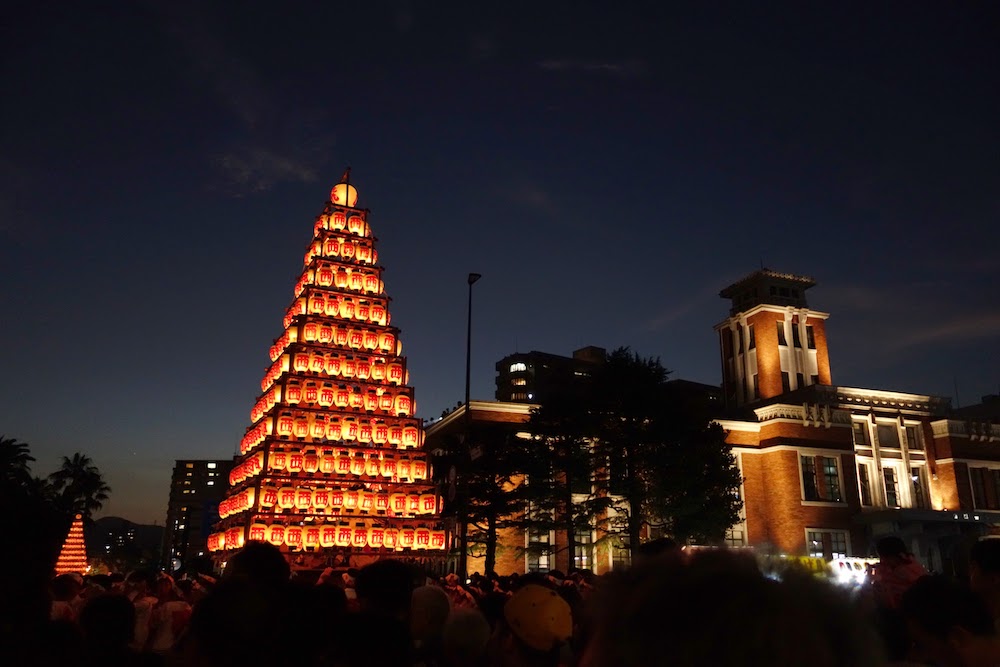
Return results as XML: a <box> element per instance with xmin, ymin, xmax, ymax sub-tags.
<box><xmin>3</xmin><ymin>2</ymin><xmax>998</xmax><ymax>524</ymax></box>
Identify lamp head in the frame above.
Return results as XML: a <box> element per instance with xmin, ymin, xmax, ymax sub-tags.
<box><xmin>468</xmin><ymin>273</ymin><xmax>482</xmax><ymax>285</ymax></box>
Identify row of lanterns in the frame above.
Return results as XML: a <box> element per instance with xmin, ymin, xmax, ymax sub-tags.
<box><xmin>219</xmin><ymin>488</ymin><xmax>436</xmax><ymax>519</ymax></box>
<box><xmin>304</xmin><ymin>235</ymin><xmax>377</xmax><ymax>267</ymax></box>
<box><xmin>268</xmin><ymin>327</ymin><xmax>399</xmax><ymax>363</ymax></box>
<box><xmin>220</xmin><ymin>488</ymin><xmax>256</xmax><ymax>517</ymax></box>
<box><xmin>282</xmin><ymin>294</ymin><xmax>390</xmax><ymax>329</ymax></box>
<box><xmin>239</xmin><ymin>411</ymin><xmax>423</xmax><ymax>454</ymax></box>
<box><xmin>294</xmin><ymin>263</ymin><xmax>384</xmax><ymax>297</ymax></box>
<box><xmin>209</xmin><ymin>524</ymin><xmax>447</xmax><ymax>552</ymax></box>
<box><xmin>230</xmin><ymin>445</ymin><xmax>428</xmax><ymax>485</ymax></box>
<box><xmin>248</xmin><ymin>385</ymin><xmax>415</xmax><ymax>425</ymax></box>
<box><xmin>260</xmin><ymin>351</ymin><xmax>406</xmax><ymax>393</ymax></box>
<box><xmin>314</xmin><ymin>211</ymin><xmax>370</xmax><ymax>237</ymax></box>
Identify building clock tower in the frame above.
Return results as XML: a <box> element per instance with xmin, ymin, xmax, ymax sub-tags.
<box><xmin>715</xmin><ymin>269</ymin><xmax>832</xmax><ymax>409</ymax></box>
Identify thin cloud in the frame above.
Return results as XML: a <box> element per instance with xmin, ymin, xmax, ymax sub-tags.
<box><xmin>897</xmin><ymin>313</ymin><xmax>1000</xmax><ymax>348</ymax></box>
<box><xmin>213</xmin><ymin>147</ymin><xmax>318</xmax><ymax>195</ymax></box>
<box><xmin>644</xmin><ymin>283</ymin><xmax>721</xmax><ymax>332</ymax></box>
<box><xmin>538</xmin><ymin>59</ymin><xmax>647</xmax><ymax>78</ymax></box>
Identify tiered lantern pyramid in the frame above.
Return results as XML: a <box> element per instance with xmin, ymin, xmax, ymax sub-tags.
<box><xmin>54</xmin><ymin>514</ymin><xmax>88</xmax><ymax>575</ymax></box>
<box><xmin>210</xmin><ymin>172</ymin><xmax>446</xmax><ymax>560</ymax></box>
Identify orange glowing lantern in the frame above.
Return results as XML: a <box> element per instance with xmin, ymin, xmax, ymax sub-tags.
<box><xmin>288</xmin><ymin>452</ymin><xmax>304</xmax><ymax>473</ymax></box>
<box><xmin>412</xmin><ymin>460</ymin><xmax>428</xmax><ymax>480</ymax></box>
<box><xmin>260</xmin><ymin>487</ymin><xmax>278</xmax><ymax>508</ymax></box>
<box><xmin>375</xmin><ymin>493</ymin><xmax>390</xmax><ymax>512</ymax></box>
<box><xmin>349</xmin><ymin>330</ymin><xmax>363</xmax><ymax>349</ymax></box>
<box><xmin>415</xmin><ymin>528</ymin><xmax>431</xmax><ymax>550</ymax></box>
<box><xmin>324</xmin><ymin>237</ymin><xmax>339</xmax><ymax>256</ymax></box>
<box><xmin>366</xmin><ymin>458</ymin><xmax>380</xmax><ymax>477</ymax></box>
<box><xmin>278</xmin><ymin>486</ymin><xmax>296</xmax><ymax>509</ymax></box>
<box><xmin>325</xmin><ymin>297</ymin><xmax>340</xmax><ymax>317</ymax></box>
<box><xmin>318</xmin><ymin>266</ymin><xmax>334</xmax><ymax>287</ymax></box>
<box><xmin>379</xmin><ymin>393</ymin><xmax>394</xmax><ymax>411</ymax></box>
<box><xmin>408</xmin><ymin>495</ymin><xmax>421</xmax><ymax>513</ymax></box>
<box><xmin>363</xmin><ymin>331</ymin><xmax>378</xmax><ymax>350</ymax></box>
<box><xmin>383</xmin><ymin>527</ymin><xmax>399</xmax><ymax>549</ymax></box>
<box><xmin>327</xmin><ymin>420</ymin><xmax>343</xmax><ymax>441</ymax></box>
<box><xmin>382</xmin><ymin>459</ymin><xmax>396</xmax><ymax>478</ymax></box>
<box><xmin>285</xmin><ymin>526</ymin><xmax>303</xmax><ymax>549</ymax></box>
<box><xmin>326</xmin><ymin>356</ymin><xmax>342</xmax><ymax>376</ymax></box>
<box><xmin>330</xmin><ymin>182</ymin><xmax>358</xmax><ymax>207</ymax></box>
<box><xmin>330</xmin><ymin>490</ymin><xmax>345</xmax><ymax>508</ymax></box>
<box><xmin>335</xmin><ymin>389</ymin><xmax>350</xmax><ymax>408</ymax></box>
<box><xmin>304</xmin><ymin>526</ymin><xmax>321</xmax><ymax>548</ymax></box>
<box><xmin>336</xmin><ymin>526</ymin><xmax>352</xmax><ymax>547</ymax></box>
<box><xmin>364</xmin><ymin>274</ymin><xmax>379</xmax><ymax>292</ymax></box>
<box><xmin>269</xmin><ymin>452</ymin><xmax>287</xmax><ymax>471</ymax></box>
<box><xmin>388</xmin><ymin>363</ymin><xmax>404</xmax><ymax>384</ymax></box>
<box><xmin>311</xmin><ymin>354</ymin><xmax>326</xmax><ymax>373</ymax></box>
<box><xmin>397</xmin><ymin>460</ymin><xmax>411</xmax><ymax>479</ymax></box>
<box><xmin>227</xmin><ymin>527</ymin><xmax>245</xmax><ymax>550</ymax></box>
<box><xmin>335</xmin><ymin>456</ymin><xmax>351</xmax><ymax>475</ymax></box>
<box><xmin>320</xmin><ymin>525</ymin><xmax>337</xmax><ymax>547</ymax></box>
<box><xmin>365</xmin><ymin>393</ymin><xmax>379</xmax><ymax>412</ymax></box>
<box><xmin>430</xmin><ymin>530</ymin><xmax>446</xmax><ymax>550</ymax></box>
<box><xmin>342</xmin><ymin>241</ymin><xmax>356</xmax><ymax>260</ymax></box>
<box><xmin>390</xmin><ymin>493</ymin><xmax>407</xmax><ymax>514</ymax></box>
<box><xmin>340</xmin><ymin>300</ymin><xmax>356</xmax><ymax>320</ymax></box>
<box><xmin>311</xmin><ymin>418</ymin><xmax>326</xmax><ymax>439</ymax></box>
<box><xmin>304</xmin><ymin>322</ymin><xmax>319</xmax><ymax>341</ymax></box>
<box><xmin>313</xmin><ymin>487</ymin><xmax>330</xmax><ymax>508</ymax></box>
<box><xmin>403</xmin><ymin>426</ymin><xmax>420</xmax><ymax>448</ymax></box>
<box><xmin>350</xmin><ymin>392</ymin><xmax>364</xmax><ymax>410</ymax></box>
<box><xmin>368</xmin><ymin>527</ymin><xmax>385</xmax><ymax>548</ymax></box>
<box><xmin>420</xmin><ymin>494</ymin><xmax>437</xmax><ymax>514</ymax></box>
<box><xmin>352</xmin><ymin>528</ymin><xmax>368</xmax><ymax>548</ymax></box>
<box><xmin>395</xmin><ymin>394</ymin><xmax>412</xmax><ymax>416</ymax></box>
<box><xmin>345</xmin><ymin>490</ymin><xmax>360</xmax><ymax>510</ymax></box>
<box><xmin>356</xmin><ymin>360</ymin><xmax>371</xmax><ymax>380</ymax></box>
<box><xmin>356</xmin><ymin>242</ymin><xmax>371</xmax><ymax>262</ymax></box>
<box><xmin>345</xmin><ymin>421</ymin><xmax>359</xmax><ymax>441</ymax></box>
<box><xmin>350</xmin><ymin>272</ymin><xmax>363</xmax><ymax>291</ymax></box>
<box><xmin>335</xmin><ymin>327</ymin><xmax>349</xmax><ymax>346</ymax></box>
<box><xmin>356</xmin><ymin>303</ymin><xmax>370</xmax><ymax>322</ymax></box>
<box><xmin>318</xmin><ymin>385</ymin><xmax>335</xmax><ymax>407</ymax></box>
<box><xmin>342</xmin><ymin>359</ymin><xmax>357</xmax><ymax>378</ymax></box>
<box><xmin>279</xmin><ymin>414</ymin><xmax>295</xmax><ymax>436</ymax></box>
<box><xmin>320</xmin><ymin>455</ymin><xmax>336</xmax><ymax>474</ymax></box>
<box><xmin>331</xmin><ymin>211</ymin><xmax>347</xmax><ymax>230</ymax></box>
<box><xmin>309</xmin><ymin>295</ymin><xmax>326</xmax><ymax>314</ymax></box>
<box><xmin>295</xmin><ymin>488</ymin><xmax>312</xmax><ymax>510</ymax></box>
<box><xmin>335</xmin><ymin>269</ymin><xmax>349</xmax><ymax>288</ymax></box>
<box><xmin>399</xmin><ymin>529</ymin><xmax>416</xmax><ymax>549</ymax></box>
<box><xmin>303</xmin><ymin>385</ymin><xmax>318</xmax><ymax>404</ymax></box>
<box><xmin>350</xmin><ymin>457</ymin><xmax>366</xmax><ymax>476</ymax></box>
<box><xmin>359</xmin><ymin>423</ymin><xmax>373</xmax><ymax>443</ymax></box>
<box><xmin>371</xmin><ymin>363</ymin><xmax>386</xmax><ymax>381</ymax></box>
<box><xmin>248</xmin><ymin>523</ymin><xmax>268</xmax><ymax>542</ymax></box>
<box><xmin>267</xmin><ymin>525</ymin><xmax>285</xmax><ymax>547</ymax></box>
<box><xmin>347</xmin><ymin>215</ymin><xmax>364</xmax><ymax>235</ymax></box>
<box><xmin>388</xmin><ymin>426</ymin><xmax>402</xmax><ymax>446</ymax></box>
<box><xmin>286</xmin><ymin>384</ymin><xmax>302</xmax><ymax>405</ymax></box>
<box><xmin>319</xmin><ymin>325</ymin><xmax>333</xmax><ymax>343</ymax></box>
<box><xmin>373</xmin><ymin>424</ymin><xmax>388</xmax><ymax>445</ymax></box>
<box><xmin>360</xmin><ymin>491</ymin><xmax>375</xmax><ymax>512</ymax></box>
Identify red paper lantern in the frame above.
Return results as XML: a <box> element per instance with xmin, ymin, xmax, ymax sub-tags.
<box><xmin>360</xmin><ymin>491</ymin><xmax>375</xmax><ymax>512</ymax></box>
<box><xmin>311</xmin><ymin>418</ymin><xmax>326</xmax><ymax>439</ymax></box>
<box><xmin>397</xmin><ymin>460</ymin><xmax>411</xmax><ymax>479</ymax></box>
<box><xmin>303</xmin><ymin>385</ymin><xmax>318</xmax><ymax>404</ymax></box>
<box><xmin>345</xmin><ymin>421</ymin><xmax>359</xmax><ymax>441</ymax></box>
<box><xmin>331</xmin><ymin>490</ymin><xmax>345</xmax><ymax>508</ymax></box>
<box><xmin>366</xmin><ymin>458</ymin><xmax>380</xmax><ymax>477</ymax></box>
<box><xmin>399</xmin><ymin>529</ymin><xmax>415</xmax><ymax>549</ymax></box>
<box><xmin>342</xmin><ymin>359</ymin><xmax>357</xmax><ymax>378</ymax></box>
<box><xmin>402</xmin><ymin>426</ymin><xmax>420</xmax><ymax>448</ymax></box>
<box><xmin>349</xmin><ymin>330</ymin><xmax>363</xmax><ymax>349</ymax></box>
<box><xmin>373</xmin><ymin>424</ymin><xmax>388</xmax><ymax>444</ymax></box>
<box><xmin>295</xmin><ymin>488</ymin><xmax>312</xmax><ymax>510</ymax></box>
<box><xmin>375</xmin><ymin>493</ymin><xmax>390</xmax><ymax>512</ymax></box>
<box><xmin>335</xmin><ymin>270</ymin><xmax>349</xmax><ymax>288</ymax></box>
<box><xmin>381</xmin><ymin>459</ymin><xmax>396</xmax><ymax>478</ymax></box>
<box><xmin>336</xmin><ymin>457</ymin><xmax>352</xmax><ymax>475</ymax></box>
<box><xmin>324</xmin><ymin>238</ymin><xmax>340</xmax><ymax>256</ymax></box>
<box><xmin>368</xmin><ymin>527</ymin><xmax>385</xmax><ymax>548</ymax></box>
<box><xmin>420</xmin><ymin>494</ymin><xmax>437</xmax><ymax>514</ymax></box>
<box><xmin>288</xmin><ymin>452</ymin><xmax>304</xmax><ymax>472</ymax></box>
<box><xmin>304</xmin><ymin>452</ymin><xmax>320</xmax><ymax>472</ymax></box>
<box><xmin>379</xmin><ymin>393</ymin><xmax>394</xmax><ymax>411</ymax></box>
<box><xmin>388</xmin><ymin>426</ymin><xmax>403</xmax><ymax>446</ymax></box>
<box><xmin>336</xmin><ymin>526</ymin><xmax>352</xmax><ymax>547</ymax></box>
<box><xmin>326</xmin><ymin>356</ymin><xmax>342</xmax><ymax>376</ymax></box>
<box><xmin>335</xmin><ymin>389</ymin><xmax>350</xmax><ymax>408</ymax></box>
<box><xmin>352</xmin><ymin>527</ymin><xmax>368</xmax><ymax>548</ymax></box>
<box><xmin>350</xmin><ymin>457</ymin><xmax>366</xmax><ymax>476</ymax></box>
<box><xmin>345</xmin><ymin>491</ymin><xmax>359</xmax><ymax>509</ymax></box>
<box><xmin>356</xmin><ymin>303</ymin><xmax>370</xmax><ymax>321</ymax></box>
<box><xmin>430</xmin><ymin>530</ymin><xmax>447</xmax><ymax>550</ymax></box>
<box><xmin>356</xmin><ymin>360</ymin><xmax>371</xmax><ymax>380</ymax></box>
<box><xmin>371</xmin><ymin>363</ymin><xmax>386</xmax><ymax>381</ymax></box>
<box><xmin>278</xmin><ymin>487</ymin><xmax>296</xmax><ymax>509</ymax></box>
<box><xmin>383</xmin><ymin>527</ymin><xmax>399</xmax><ymax>549</ymax></box>
<box><xmin>269</xmin><ymin>452</ymin><xmax>287</xmax><ymax>471</ymax></box>
<box><xmin>304</xmin><ymin>526</ymin><xmax>321</xmax><ymax>548</ymax></box>
<box><xmin>335</xmin><ymin>328</ymin><xmax>349</xmax><ymax>346</ymax></box>
<box><xmin>318</xmin><ymin>266</ymin><xmax>334</xmax><ymax>287</ymax></box>
<box><xmin>342</xmin><ymin>241</ymin><xmax>356</xmax><ymax>260</ymax></box>
<box><xmin>318</xmin><ymin>385</ymin><xmax>335</xmax><ymax>407</ymax></box>
<box><xmin>395</xmin><ymin>394</ymin><xmax>412</xmax><ymax>416</ymax></box>
<box><xmin>320</xmin><ymin>455</ymin><xmax>336</xmax><ymax>474</ymax></box>
<box><xmin>325</xmin><ymin>297</ymin><xmax>340</xmax><ymax>317</ymax></box>
<box><xmin>286</xmin><ymin>385</ymin><xmax>302</xmax><ymax>405</ymax></box>
<box><xmin>319</xmin><ymin>325</ymin><xmax>333</xmax><ymax>343</ymax></box>
<box><xmin>350</xmin><ymin>392</ymin><xmax>365</xmax><ymax>409</ymax></box>
<box><xmin>415</xmin><ymin>528</ymin><xmax>431</xmax><ymax>550</ymax></box>
<box><xmin>285</xmin><ymin>526</ymin><xmax>303</xmax><ymax>549</ymax></box>
<box><xmin>390</xmin><ymin>493</ymin><xmax>407</xmax><ymax>514</ymax></box>
<box><xmin>313</xmin><ymin>488</ymin><xmax>330</xmax><ymax>508</ymax></box>
<box><xmin>412</xmin><ymin>460</ymin><xmax>428</xmax><ymax>480</ymax></box>
<box><xmin>331</xmin><ymin>212</ymin><xmax>346</xmax><ymax>230</ymax></box>
<box><xmin>359</xmin><ymin>423</ymin><xmax>373</xmax><ymax>443</ymax></box>
<box><xmin>347</xmin><ymin>215</ymin><xmax>364</xmax><ymax>235</ymax></box>
<box><xmin>267</xmin><ymin>525</ymin><xmax>285</xmax><ymax>547</ymax></box>
<box><xmin>249</xmin><ymin>523</ymin><xmax>267</xmax><ymax>542</ymax></box>
<box><xmin>320</xmin><ymin>525</ymin><xmax>337</xmax><ymax>547</ymax></box>
<box><xmin>304</xmin><ymin>322</ymin><xmax>319</xmax><ymax>341</ymax></box>
<box><xmin>407</xmin><ymin>495</ymin><xmax>421</xmax><ymax>513</ymax></box>
<box><xmin>327</xmin><ymin>420</ymin><xmax>343</xmax><ymax>441</ymax></box>
<box><xmin>260</xmin><ymin>487</ymin><xmax>278</xmax><ymax>508</ymax></box>
<box><xmin>365</xmin><ymin>393</ymin><xmax>379</xmax><ymax>412</ymax></box>
<box><xmin>311</xmin><ymin>354</ymin><xmax>326</xmax><ymax>373</ymax></box>
<box><xmin>309</xmin><ymin>295</ymin><xmax>326</xmax><ymax>314</ymax></box>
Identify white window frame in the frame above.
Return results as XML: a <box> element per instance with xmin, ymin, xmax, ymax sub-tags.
<box><xmin>804</xmin><ymin>528</ymin><xmax>852</xmax><ymax>559</ymax></box>
<box><xmin>796</xmin><ymin>449</ymin><xmax>848</xmax><ymax>506</ymax></box>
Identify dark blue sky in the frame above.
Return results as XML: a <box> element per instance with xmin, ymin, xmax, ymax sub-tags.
<box><xmin>3</xmin><ymin>1</ymin><xmax>998</xmax><ymax>523</ymax></box>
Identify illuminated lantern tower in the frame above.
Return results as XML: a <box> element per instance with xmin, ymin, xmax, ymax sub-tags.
<box><xmin>211</xmin><ymin>171</ymin><xmax>445</xmax><ymax>565</ymax></box>
<box><xmin>54</xmin><ymin>514</ymin><xmax>88</xmax><ymax>575</ymax></box>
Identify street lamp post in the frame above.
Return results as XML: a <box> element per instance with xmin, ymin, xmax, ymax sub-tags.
<box><xmin>458</xmin><ymin>272</ymin><xmax>481</xmax><ymax>579</ymax></box>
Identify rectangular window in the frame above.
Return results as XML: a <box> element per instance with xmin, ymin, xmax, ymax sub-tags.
<box><xmin>748</xmin><ymin>324</ymin><xmax>756</xmax><ymax>350</ymax></box>
<box><xmin>207</xmin><ymin>462</ymin><xmax>217</xmax><ymax>469</ymax></box>
<box><xmin>852</xmin><ymin>422</ymin><xmax>870</xmax><ymax>446</ymax></box>
<box><xmin>574</xmin><ymin>532</ymin><xmax>594</xmax><ymax>570</ymax></box>
<box><xmin>802</xmin><ymin>455</ymin><xmax>842</xmax><ymax>502</ymax></box>
<box><xmin>905</xmin><ymin>425</ymin><xmax>923</xmax><ymax>451</ymax></box>
<box><xmin>883</xmin><ymin>468</ymin><xmax>899</xmax><ymax>507</ymax></box>
<box><xmin>971</xmin><ymin>468</ymin><xmax>988</xmax><ymax>509</ymax></box>
<box><xmin>612</xmin><ymin>537</ymin><xmax>630</xmax><ymax>570</ymax></box>
<box><xmin>725</xmin><ymin>528</ymin><xmax>746</xmax><ymax>547</ymax></box>
<box><xmin>792</xmin><ymin>324</ymin><xmax>802</xmax><ymax>348</ymax></box>
<box><xmin>726</xmin><ymin>330</ymin><xmax>735</xmax><ymax>359</ymax></box>
<box><xmin>737</xmin><ymin>326</ymin><xmax>744</xmax><ymax>352</ymax></box>
<box><xmin>858</xmin><ymin>464</ymin><xmax>872</xmax><ymax>505</ymax></box>
<box><xmin>752</xmin><ymin>374</ymin><xmax>759</xmax><ymax>399</ymax></box>
<box><xmin>911</xmin><ymin>467</ymin><xmax>929</xmax><ymax>509</ymax></box>
<box><xmin>512</xmin><ymin>378</ymin><xmax>527</xmax><ymax>386</ymax></box>
<box><xmin>781</xmin><ymin>372</ymin><xmax>790</xmax><ymax>393</ymax></box>
<box><xmin>806</xmin><ymin>325</ymin><xmax>816</xmax><ymax>349</ymax></box>
<box><xmin>807</xmin><ymin>530</ymin><xmax>849</xmax><ymax>560</ymax></box>
<box><xmin>776</xmin><ymin>322</ymin><xmax>787</xmax><ymax>346</ymax></box>
<box><xmin>796</xmin><ymin>372</ymin><xmax>805</xmax><ymax>389</ymax></box>
<box><xmin>811</xmin><ymin>374</ymin><xmax>820</xmax><ymax>385</ymax></box>
<box><xmin>877</xmin><ymin>424</ymin><xmax>901</xmax><ymax>449</ymax></box>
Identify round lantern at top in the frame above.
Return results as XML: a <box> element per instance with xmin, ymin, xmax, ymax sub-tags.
<box><xmin>330</xmin><ymin>182</ymin><xmax>359</xmax><ymax>207</ymax></box>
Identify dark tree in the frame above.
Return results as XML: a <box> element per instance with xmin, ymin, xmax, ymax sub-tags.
<box><xmin>48</xmin><ymin>453</ymin><xmax>111</xmax><ymax>523</ymax></box>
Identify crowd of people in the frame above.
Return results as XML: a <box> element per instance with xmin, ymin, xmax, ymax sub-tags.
<box><xmin>14</xmin><ymin>536</ymin><xmax>1000</xmax><ymax>666</ymax></box>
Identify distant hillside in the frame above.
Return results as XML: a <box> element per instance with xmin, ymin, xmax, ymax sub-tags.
<box><xmin>85</xmin><ymin>516</ymin><xmax>163</xmax><ymax>558</ymax></box>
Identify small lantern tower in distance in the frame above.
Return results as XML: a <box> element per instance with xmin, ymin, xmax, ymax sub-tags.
<box><xmin>211</xmin><ymin>171</ymin><xmax>445</xmax><ymax>568</ymax></box>
<box><xmin>54</xmin><ymin>514</ymin><xmax>88</xmax><ymax>575</ymax></box>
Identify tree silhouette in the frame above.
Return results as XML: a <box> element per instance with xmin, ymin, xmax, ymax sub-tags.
<box><xmin>48</xmin><ymin>453</ymin><xmax>111</xmax><ymax>522</ymax></box>
<box><xmin>0</xmin><ymin>436</ymin><xmax>36</xmax><ymax>488</ymax></box>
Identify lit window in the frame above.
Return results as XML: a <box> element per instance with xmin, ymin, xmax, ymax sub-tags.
<box><xmin>806</xmin><ymin>325</ymin><xmax>816</xmax><ymax>349</ymax></box>
<box><xmin>911</xmin><ymin>467</ymin><xmax>929</xmax><ymax>509</ymax></box>
<box><xmin>510</xmin><ymin>362</ymin><xmax>527</xmax><ymax>372</ymax></box>
<box><xmin>207</xmin><ymin>481</ymin><xmax>215</xmax><ymax>486</ymax></box>
<box><xmin>207</xmin><ymin>462</ymin><xmax>217</xmax><ymax>469</ymax></box>
<box><xmin>858</xmin><ymin>464</ymin><xmax>872</xmax><ymax>505</ymax></box>
<box><xmin>776</xmin><ymin>322</ymin><xmax>787</xmax><ymax>346</ymax></box>
<box><xmin>852</xmin><ymin>422</ymin><xmax>871</xmax><ymax>446</ymax></box>
<box><xmin>883</xmin><ymin>468</ymin><xmax>899</xmax><ymax>506</ymax></box>
<box><xmin>807</xmin><ymin>529</ymin><xmax>849</xmax><ymax>560</ymax></box>
<box><xmin>512</xmin><ymin>378</ymin><xmax>527</xmax><ymax>386</ymax></box>
<box><xmin>801</xmin><ymin>455</ymin><xmax>842</xmax><ymax>502</ymax></box>
<box><xmin>185</xmin><ymin>463</ymin><xmax>194</xmax><ymax>468</ymax></box>
<box><xmin>905</xmin><ymin>425</ymin><xmax>923</xmax><ymax>451</ymax></box>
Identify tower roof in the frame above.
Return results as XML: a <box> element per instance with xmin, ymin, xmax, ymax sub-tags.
<box><xmin>720</xmin><ymin>269</ymin><xmax>817</xmax><ymax>315</ymax></box>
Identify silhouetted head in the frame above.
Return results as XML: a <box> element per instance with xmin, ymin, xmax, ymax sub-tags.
<box><xmin>79</xmin><ymin>593</ymin><xmax>135</xmax><ymax>650</ymax></box>
<box><xmin>902</xmin><ymin>575</ymin><xmax>998</xmax><ymax>667</ymax></box>
<box><xmin>224</xmin><ymin>540</ymin><xmax>290</xmax><ymax>587</ymax></box>
<box><xmin>355</xmin><ymin>559</ymin><xmax>416</xmax><ymax>620</ymax></box>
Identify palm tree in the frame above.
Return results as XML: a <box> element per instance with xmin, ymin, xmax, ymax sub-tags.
<box><xmin>0</xmin><ymin>436</ymin><xmax>36</xmax><ymax>487</ymax></box>
<box><xmin>48</xmin><ymin>453</ymin><xmax>111</xmax><ymax>522</ymax></box>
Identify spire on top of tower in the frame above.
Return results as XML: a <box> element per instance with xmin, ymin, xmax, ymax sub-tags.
<box><xmin>330</xmin><ymin>167</ymin><xmax>358</xmax><ymax>207</ymax></box>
